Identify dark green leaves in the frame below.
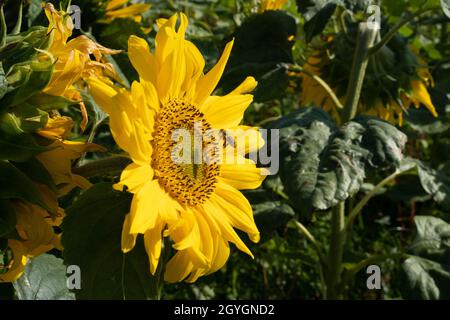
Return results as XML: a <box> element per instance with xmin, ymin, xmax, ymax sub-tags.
<box><xmin>62</xmin><ymin>183</ymin><xmax>159</xmax><ymax>299</ymax></box>
<box><xmin>269</xmin><ymin>107</ymin><xmax>407</xmax><ymax>211</ymax></box>
<box><xmin>0</xmin><ymin>161</ymin><xmax>51</xmax><ymax>212</ymax></box>
<box><xmin>304</xmin><ymin>3</ymin><xmax>337</xmax><ymax>43</ymax></box>
<box><xmin>13</xmin><ymin>254</ymin><xmax>75</xmax><ymax>300</ymax></box>
<box><xmin>353</xmin><ymin>117</ymin><xmax>407</xmax><ymax>167</ymax></box>
<box><xmin>402</xmin><ymin>216</ymin><xmax>450</xmax><ymax>299</ymax></box>
<box><xmin>220</xmin><ymin>10</ymin><xmax>296</xmax><ymax>102</ymax></box>
<box><xmin>244</xmin><ymin>188</ymin><xmax>295</xmax><ymax>237</ymax></box>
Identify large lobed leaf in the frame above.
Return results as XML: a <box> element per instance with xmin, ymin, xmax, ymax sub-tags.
<box><xmin>268</xmin><ymin>107</ymin><xmax>407</xmax><ymax>211</ymax></box>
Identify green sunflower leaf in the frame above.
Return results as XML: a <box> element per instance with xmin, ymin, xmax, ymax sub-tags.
<box><xmin>13</xmin><ymin>254</ymin><xmax>75</xmax><ymax>300</ymax></box>
<box><xmin>1</xmin><ymin>56</ymin><xmax>54</xmax><ymax>109</ymax></box>
<box><xmin>62</xmin><ymin>183</ymin><xmax>160</xmax><ymax>300</ymax></box>
<box><xmin>269</xmin><ymin>107</ymin><xmax>407</xmax><ymax>211</ymax></box>
<box><xmin>399</xmin><ymin>158</ymin><xmax>450</xmax><ymax>209</ymax></box>
<box><xmin>401</xmin><ymin>216</ymin><xmax>450</xmax><ymax>300</ymax></box>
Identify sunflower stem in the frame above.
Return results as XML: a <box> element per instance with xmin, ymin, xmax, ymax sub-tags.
<box><xmin>73</xmin><ymin>156</ymin><xmax>132</xmax><ymax>178</ymax></box>
<box><xmin>326</xmin><ymin>22</ymin><xmax>377</xmax><ymax>300</ymax></box>
<box><xmin>341</xmin><ymin>23</ymin><xmax>377</xmax><ymax>122</ymax></box>
<box><xmin>326</xmin><ymin>201</ymin><xmax>345</xmax><ymax>299</ymax></box>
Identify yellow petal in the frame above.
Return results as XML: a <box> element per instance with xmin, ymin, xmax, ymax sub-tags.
<box><xmin>219</xmin><ymin>157</ymin><xmax>267</xmax><ymax>190</ymax></box>
<box><xmin>144</xmin><ymin>222</ymin><xmax>164</xmax><ymax>274</ymax></box>
<box><xmin>410</xmin><ymin>80</ymin><xmax>438</xmax><ymax>117</ymax></box>
<box><xmin>157</xmin><ymin>34</ymin><xmax>186</xmax><ymax>101</ymax></box>
<box><xmin>201</xmin><ymin>200</ymin><xmax>254</xmax><ymax>257</ymax></box>
<box><xmin>226</xmin><ymin>125</ymin><xmax>266</xmax><ymax>154</ymax></box>
<box><xmin>121</xmin><ymin>213</ymin><xmax>137</xmax><ymax>253</ymax></box>
<box><xmin>128</xmin><ymin>36</ymin><xmax>158</xmax><ymax>85</ymax></box>
<box><xmin>106</xmin><ymin>4</ymin><xmax>150</xmax><ymax>19</ymax></box>
<box><xmin>164</xmin><ymin>251</ymin><xmax>194</xmax><ymax>283</ymax></box>
<box><xmin>211</xmin><ymin>181</ymin><xmax>260</xmax><ymax>243</ymax></box>
<box><xmin>106</xmin><ymin>0</ymin><xmax>129</xmax><ymax>11</ymax></box>
<box><xmin>131</xmin><ymin>81</ymin><xmax>156</xmax><ymax>133</ymax></box>
<box><xmin>129</xmin><ymin>181</ymin><xmax>157</xmax><ymax>234</ymax></box>
<box><xmin>88</xmin><ymin>77</ymin><xmax>119</xmax><ymax>114</ymax></box>
<box><xmin>229</xmin><ymin>76</ymin><xmax>258</xmax><ymax>95</ymax></box>
<box><xmin>114</xmin><ymin>163</ymin><xmax>153</xmax><ymax>193</ymax></box>
<box><xmin>194</xmin><ymin>39</ymin><xmax>234</xmax><ymax>105</ymax></box>
<box><xmin>206</xmin><ymin>234</ymin><xmax>230</xmax><ymax>275</ymax></box>
<box><xmin>202</xmin><ymin>94</ymin><xmax>253</xmax><ymax>129</ymax></box>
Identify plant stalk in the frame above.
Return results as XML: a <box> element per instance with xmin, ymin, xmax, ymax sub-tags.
<box><xmin>326</xmin><ymin>201</ymin><xmax>346</xmax><ymax>299</ymax></box>
<box><xmin>326</xmin><ymin>22</ymin><xmax>377</xmax><ymax>300</ymax></box>
<box><xmin>341</xmin><ymin>23</ymin><xmax>378</xmax><ymax>122</ymax></box>
<box><xmin>73</xmin><ymin>156</ymin><xmax>132</xmax><ymax>178</ymax></box>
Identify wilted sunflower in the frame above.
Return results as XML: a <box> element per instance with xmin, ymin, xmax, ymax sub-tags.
<box><xmin>298</xmin><ymin>34</ymin><xmax>438</xmax><ymax>126</ymax></box>
<box><xmin>0</xmin><ymin>116</ymin><xmax>103</xmax><ymax>282</ymax></box>
<box><xmin>43</xmin><ymin>3</ymin><xmax>120</xmax><ymax>130</ymax></box>
<box><xmin>0</xmin><ymin>185</ymin><xmax>63</xmax><ymax>282</ymax></box>
<box><xmin>37</xmin><ymin>115</ymin><xmax>105</xmax><ymax>196</ymax></box>
<box><xmin>259</xmin><ymin>0</ymin><xmax>288</xmax><ymax>12</ymax></box>
<box><xmin>89</xmin><ymin>13</ymin><xmax>267</xmax><ymax>283</ymax></box>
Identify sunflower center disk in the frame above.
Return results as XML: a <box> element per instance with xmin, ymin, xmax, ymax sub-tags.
<box><xmin>152</xmin><ymin>99</ymin><xmax>221</xmax><ymax>207</ymax></box>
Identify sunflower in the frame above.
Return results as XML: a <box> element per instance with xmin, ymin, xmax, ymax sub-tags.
<box><xmin>43</xmin><ymin>3</ymin><xmax>120</xmax><ymax>130</ymax></box>
<box><xmin>0</xmin><ymin>185</ymin><xmax>63</xmax><ymax>282</ymax></box>
<box><xmin>0</xmin><ymin>115</ymin><xmax>103</xmax><ymax>282</ymax></box>
<box><xmin>103</xmin><ymin>0</ymin><xmax>150</xmax><ymax>23</ymax></box>
<box><xmin>88</xmin><ymin>13</ymin><xmax>267</xmax><ymax>283</ymax></box>
<box><xmin>298</xmin><ymin>35</ymin><xmax>438</xmax><ymax>126</ymax></box>
<box><xmin>259</xmin><ymin>0</ymin><xmax>288</xmax><ymax>12</ymax></box>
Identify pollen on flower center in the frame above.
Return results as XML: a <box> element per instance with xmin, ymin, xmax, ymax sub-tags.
<box><xmin>152</xmin><ymin>98</ymin><xmax>220</xmax><ymax>206</ymax></box>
